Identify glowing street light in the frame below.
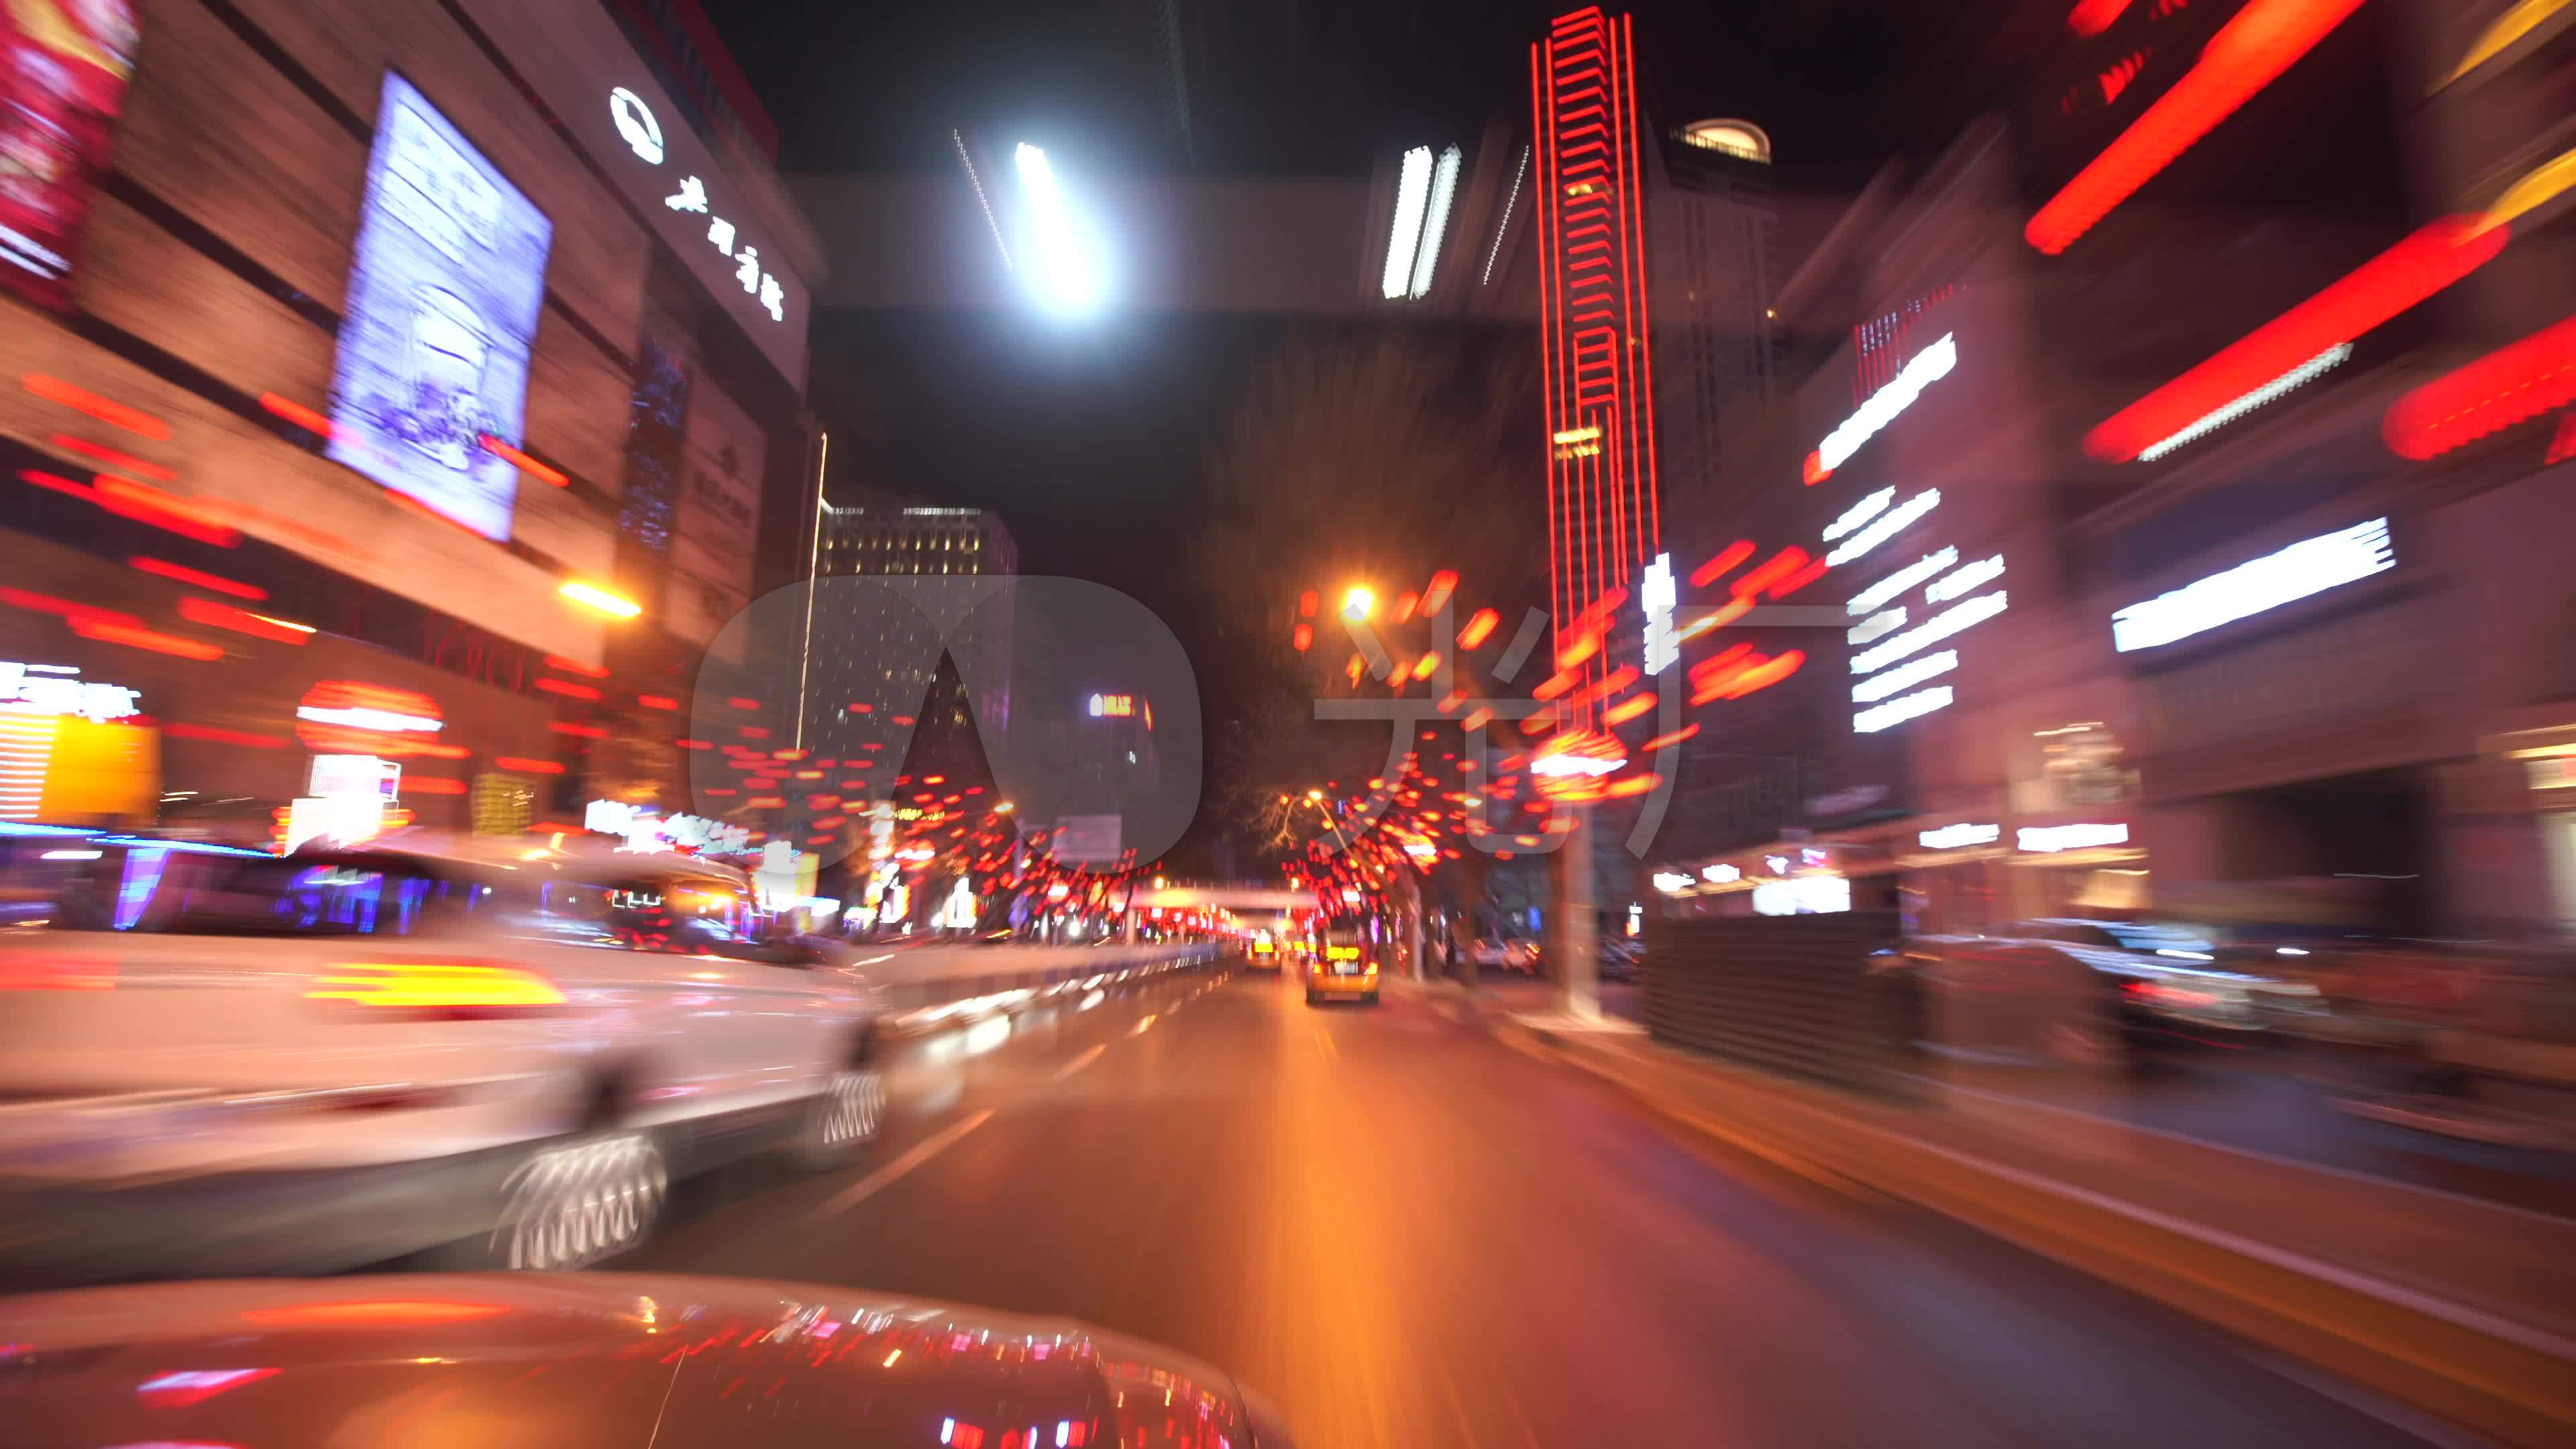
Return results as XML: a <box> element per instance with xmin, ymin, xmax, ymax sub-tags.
<box><xmin>1341</xmin><ymin>586</ymin><xmax>1376</xmax><ymax>621</ymax></box>
<box><xmin>1014</xmin><ymin>143</ymin><xmax>1106</xmax><ymax>317</ymax></box>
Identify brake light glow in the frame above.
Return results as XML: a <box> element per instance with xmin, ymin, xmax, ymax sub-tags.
<box><xmin>308</xmin><ymin>962</ymin><xmax>566</xmax><ymax>1011</ymax></box>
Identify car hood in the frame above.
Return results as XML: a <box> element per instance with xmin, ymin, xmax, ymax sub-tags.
<box><xmin>0</xmin><ymin>1272</ymin><xmax>1291</xmax><ymax>1448</ymax></box>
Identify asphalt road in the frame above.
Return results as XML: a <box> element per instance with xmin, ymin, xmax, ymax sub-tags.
<box><xmin>627</xmin><ymin>963</ymin><xmax>2482</xmax><ymax>1448</ymax></box>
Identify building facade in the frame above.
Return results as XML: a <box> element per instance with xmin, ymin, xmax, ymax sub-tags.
<box><xmin>0</xmin><ymin>0</ymin><xmax>821</xmax><ymax>851</ymax></box>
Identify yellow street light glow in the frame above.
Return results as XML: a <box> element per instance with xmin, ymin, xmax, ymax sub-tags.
<box><xmin>1341</xmin><ymin>586</ymin><xmax>1375</xmax><ymax>621</ymax></box>
<box><xmin>1306</xmin><ymin>789</ymin><xmax>1324</xmax><ymax>801</ymax></box>
<box><xmin>559</xmin><ymin>580</ymin><xmax>641</xmax><ymax>618</ymax></box>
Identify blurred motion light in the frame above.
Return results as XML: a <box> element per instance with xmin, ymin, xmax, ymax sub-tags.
<box><xmin>1813</xmin><ymin>335</ymin><xmax>1955</xmax><ymax>480</ymax></box>
<box><xmin>559</xmin><ymin>580</ymin><xmax>641</xmax><ymax>618</ymax></box>
<box><xmin>2111</xmin><ymin>517</ymin><xmax>2391</xmax><ymax>652</ymax></box>
<box><xmin>1342</xmin><ymin>586</ymin><xmax>1376</xmax><ymax>621</ymax></box>
<box><xmin>1853</xmin><ymin>649</ymin><xmax>1957</xmax><ymax>704</ymax></box>
<box><xmin>1851</xmin><ymin>590</ymin><xmax>2004</xmax><ymax>674</ymax></box>
<box><xmin>1919</xmin><ymin>822</ymin><xmax>2002</xmax><ymax>849</ymax></box>
<box><xmin>1383</xmin><ymin>146</ymin><xmax>1434</xmax><ymax>300</ymax></box>
<box><xmin>1854</xmin><ymin>686</ymin><xmax>1953</xmax><ymax>734</ymax></box>
<box><xmin>2085</xmin><ymin>217</ymin><xmax>2504</xmax><ymax>462</ymax></box>
<box><xmin>1847</xmin><ymin>547</ymin><xmax>1956</xmax><ymax>615</ymax></box>
<box><xmin>2066</xmin><ymin>0</ymin><xmax>2136</xmax><ymax>36</ymax></box>
<box><xmin>2019</xmin><ymin>822</ymin><xmax>2131</xmax><ymax>853</ymax></box>
<box><xmin>2137</xmin><ymin>345</ymin><xmax>2351</xmax><ymax>461</ymax></box>
<box><xmin>2027</xmin><ymin>0</ymin><xmax>2368</xmax><ymax>255</ymax></box>
<box><xmin>1823</xmin><ymin>489</ymin><xmax>1940</xmax><ymax>568</ymax></box>
<box><xmin>1640</xmin><ymin>553</ymin><xmax>1676</xmax><ymax>675</ymax></box>
<box><xmin>2382</xmin><ymin>313</ymin><xmax>2576</xmax><ymax>460</ymax></box>
<box><xmin>1014</xmin><ymin>144</ymin><xmax>1107</xmax><ymax>317</ymax></box>
<box><xmin>1409</xmin><ymin>146</ymin><xmax>1463</xmax><ymax>299</ymax></box>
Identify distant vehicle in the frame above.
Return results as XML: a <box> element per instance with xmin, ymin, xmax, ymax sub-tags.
<box><xmin>1307</xmin><ymin>928</ymin><xmax>1381</xmax><ymax>1006</ymax></box>
<box><xmin>0</xmin><ymin>830</ymin><xmax>885</xmax><ymax>1283</ymax></box>
<box><xmin>1247</xmin><ymin>929</ymin><xmax>1283</xmax><ymax>971</ymax></box>
<box><xmin>1911</xmin><ymin>918</ymin><xmax>2316</xmax><ymax>1065</ymax></box>
<box><xmin>0</xmin><ymin>1273</ymin><xmax>1298</xmax><ymax>1447</ymax></box>
<box><xmin>1468</xmin><ymin>938</ymin><xmax>1539</xmax><ymax>975</ymax></box>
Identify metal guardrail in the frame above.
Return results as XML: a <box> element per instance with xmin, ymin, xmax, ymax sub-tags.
<box><xmin>854</xmin><ymin>943</ymin><xmax>1229</xmax><ymax>1015</ymax></box>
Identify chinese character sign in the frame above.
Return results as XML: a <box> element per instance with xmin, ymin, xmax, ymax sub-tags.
<box><xmin>325</xmin><ymin>73</ymin><xmax>554</xmax><ymax>542</ymax></box>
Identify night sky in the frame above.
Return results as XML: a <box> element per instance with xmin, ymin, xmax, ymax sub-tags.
<box><xmin>696</xmin><ymin>0</ymin><xmax>2026</xmax><ymax>865</ymax></box>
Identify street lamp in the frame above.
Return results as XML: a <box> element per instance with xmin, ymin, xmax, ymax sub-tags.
<box><xmin>1341</xmin><ymin>586</ymin><xmax>1376</xmax><ymax>621</ymax></box>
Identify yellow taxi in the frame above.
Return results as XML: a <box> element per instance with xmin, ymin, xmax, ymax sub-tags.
<box><xmin>1247</xmin><ymin>928</ymin><xmax>1283</xmax><ymax>971</ymax></box>
<box><xmin>1305</xmin><ymin>932</ymin><xmax>1381</xmax><ymax>1006</ymax></box>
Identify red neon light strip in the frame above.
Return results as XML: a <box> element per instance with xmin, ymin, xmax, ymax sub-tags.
<box><xmin>637</xmin><ymin>694</ymin><xmax>678</xmax><ymax>710</ymax></box>
<box><xmin>23</xmin><ymin>373</ymin><xmax>171</xmax><ymax>440</ymax></box>
<box><xmin>1622</xmin><ymin>15</ymin><xmax>1660</xmax><ymax>561</ymax></box>
<box><xmin>494</xmin><ymin>756</ymin><xmax>566</xmax><ymax>775</ymax></box>
<box><xmin>1690</xmin><ymin>540</ymin><xmax>1755</xmax><ymax>588</ymax></box>
<box><xmin>258</xmin><ymin>391</ymin><xmax>333</xmax><ymax>437</ymax></box>
<box><xmin>176</xmin><ymin>596</ymin><xmax>310</xmax><ymax>645</ymax></box>
<box><xmin>478</xmin><ymin>434</ymin><xmax>568</xmax><ymax>487</ymax></box>
<box><xmin>164</xmin><ymin>721</ymin><xmax>288</xmax><ymax>749</ymax></box>
<box><xmin>69</xmin><ymin>616</ymin><xmax>223</xmax><ymax>661</ymax></box>
<box><xmin>2551</xmin><ymin>411</ymin><xmax>2576</xmax><ymax>467</ymax></box>
<box><xmin>2382</xmin><ymin>312</ymin><xmax>2576</xmax><ymax>461</ymax></box>
<box><xmin>1</xmin><ymin>584</ymin><xmax>140</xmax><ymax>631</ymax></box>
<box><xmin>542</xmin><ymin>653</ymin><xmax>610</xmax><ymax>678</ymax></box>
<box><xmin>2027</xmin><ymin>0</ymin><xmax>2367</xmax><ymax>255</ymax></box>
<box><xmin>1533</xmin><ymin>42</ymin><xmax>1563</xmax><ymax>644</ymax></box>
<box><xmin>549</xmin><ymin>721</ymin><xmax>606</xmax><ymax>739</ymax></box>
<box><xmin>407</xmin><ymin>776</ymin><xmax>470</xmax><ymax>794</ymax></box>
<box><xmin>129</xmin><ymin>555</ymin><xmax>264</xmax><ymax>599</ymax></box>
<box><xmin>18</xmin><ymin>468</ymin><xmax>95</xmax><ymax>501</ymax></box>
<box><xmin>533</xmin><ymin>678</ymin><xmax>602</xmax><ymax>700</ymax></box>
<box><xmin>2067</xmin><ymin>0</ymin><xmax>2136</xmax><ymax>36</ymax></box>
<box><xmin>2089</xmin><ymin>216</ymin><xmax>2506</xmax><ymax>461</ymax></box>
<box><xmin>49</xmin><ymin>433</ymin><xmax>174</xmax><ymax>480</ymax></box>
<box><xmin>92</xmin><ymin>476</ymin><xmax>240</xmax><ymax>547</ymax></box>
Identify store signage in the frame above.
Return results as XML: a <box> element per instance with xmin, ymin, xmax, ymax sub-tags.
<box><xmin>2110</xmin><ymin>518</ymin><xmax>2393</xmax><ymax>653</ymax></box>
<box><xmin>1088</xmin><ymin>694</ymin><xmax>1135</xmax><ymax>718</ymax></box>
<box><xmin>1640</xmin><ymin>553</ymin><xmax>1677</xmax><ymax>676</ymax></box>
<box><xmin>2017</xmin><ymin>822</ymin><xmax>2129</xmax><ymax>853</ymax></box>
<box><xmin>1753</xmin><ymin>875</ymin><xmax>1851</xmax><ymax>916</ymax></box>
<box><xmin>1811</xmin><ymin>333</ymin><xmax>1957</xmax><ymax>481</ymax></box>
<box><xmin>1823</xmin><ymin>488</ymin><xmax>1940</xmax><ymax>568</ymax></box>
<box><xmin>1918</xmin><ymin>822</ymin><xmax>2000</xmax><ymax>850</ymax></box>
<box><xmin>309</xmin><ymin>755</ymin><xmax>400</xmax><ymax>802</ymax></box>
<box><xmin>1</xmin><ymin>662</ymin><xmax>138</xmax><ymax>722</ymax></box>
<box><xmin>296</xmin><ymin>704</ymin><xmax>443</xmax><ymax>734</ymax></box>
<box><xmin>326</xmin><ymin>74</ymin><xmax>552</xmax><ymax>542</ymax></box>
<box><xmin>0</xmin><ymin>2</ymin><xmax>142</xmax><ymax>310</ymax></box>
<box><xmin>606</xmin><ymin>89</ymin><xmax>790</xmax><ymax>325</ymax></box>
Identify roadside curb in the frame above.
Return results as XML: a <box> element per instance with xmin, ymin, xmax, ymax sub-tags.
<box><xmin>1416</xmin><ymin>979</ymin><xmax>2576</xmax><ymax>1449</ymax></box>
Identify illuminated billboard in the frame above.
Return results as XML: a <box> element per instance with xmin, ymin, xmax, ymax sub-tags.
<box><xmin>325</xmin><ymin>72</ymin><xmax>553</xmax><ymax>541</ymax></box>
<box><xmin>0</xmin><ymin>0</ymin><xmax>142</xmax><ymax>309</ymax></box>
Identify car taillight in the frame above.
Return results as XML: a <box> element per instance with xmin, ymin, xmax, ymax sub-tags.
<box><xmin>309</xmin><ymin>961</ymin><xmax>566</xmax><ymax>1018</ymax></box>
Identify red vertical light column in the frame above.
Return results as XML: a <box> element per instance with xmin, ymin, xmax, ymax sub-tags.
<box><xmin>1534</xmin><ymin>7</ymin><xmax>1660</xmax><ymax>729</ymax></box>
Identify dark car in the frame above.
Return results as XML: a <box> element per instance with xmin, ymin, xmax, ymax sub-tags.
<box><xmin>0</xmin><ymin>1273</ymin><xmax>1297</xmax><ymax>1447</ymax></box>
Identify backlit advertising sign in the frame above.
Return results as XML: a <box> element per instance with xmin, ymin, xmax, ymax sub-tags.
<box><xmin>0</xmin><ymin>0</ymin><xmax>141</xmax><ymax>308</ymax></box>
<box><xmin>325</xmin><ymin>72</ymin><xmax>553</xmax><ymax>542</ymax></box>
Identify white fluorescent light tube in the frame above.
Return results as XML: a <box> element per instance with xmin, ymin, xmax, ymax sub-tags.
<box><xmin>2111</xmin><ymin>518</ymin><xmax>2391</xmax><ymax>653</ymax></box>
<box><xmin>1847</xmin><ymin>548</ymin><xmax>1956</xmax><ymax>615</ymax></box>
<box><xmin>1821</xmin><ymin>487</ymin><xmax>1894</xmax><ymax>543</ymax></box>
<box><xmin>1409</xmin><ymin>146</ymin><xmax>1462</xmax><ymax>299</ymax></box>
<box><xmin>1824</xmin><ymin>488</ymin><xmax>1939</xmax><ymax>568</ymax></box>
<box><xmin>1925</xmin><ymin>553</ymin><xmax>2004</xmax><ymax>604</ymax></box>
<box><xmin>1383</xmin><ymin>146</ymin><xmax>1433</xmax><ymax>301</ymax></box>
<box><xmin>1851</xmin><ymin>590</ymin><xmax>2006</xmax><ymax>674</ymax></box>
<box><xmin>1817</xmin><ymin>333</ymin><xmax>1957</xmax><ymax>475</ymax></box>
<box><xmin>1854</xmin><ymin>685</ymin><xmax>1953</xmax><ymax>734</ymax></box>
<box><xmin>2137</xmin><ymin>345</ymin><xmax>2352</xmax><ymax>462</ymax></box>
<box><xmin>1853</xmin><ymin>649</ymin><xmax>1957</xmax><ymax>703</ymax></box>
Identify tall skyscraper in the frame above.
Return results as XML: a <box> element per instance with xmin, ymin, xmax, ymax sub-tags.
<box><xmin>1648</xmin><ymin>118</ymin><xmax>1776</xmax><ymax>522</ymax></box>
<box><xmin>1532</xmin><ymin>6</ymin><xmax>1662</xmax><ymax>706</ymax></box>
<box><xmin>804</xmin><ymin>499</ymin><xmax>1018</xmax><ymax>788</ymax></box>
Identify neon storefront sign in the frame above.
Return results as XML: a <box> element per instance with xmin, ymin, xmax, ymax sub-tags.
<box><xmin>1</xmin><ymin>661</ymin><xmax>138</xmax><ymax>722</ymax></box>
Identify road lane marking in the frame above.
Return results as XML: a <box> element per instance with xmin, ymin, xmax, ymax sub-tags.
<box><xmin>803</xmin><ymin>1108</ymin><xmax>996</xmax><ymax>1224</ymax></box>
<box><xmin>1312</xmin><ymin>1024</ymin><xmax>1339</xmax><ymax>1061</ymax></box>
<box><xmin>1049</xmin><ymin>1043</ymin><xmax>1107</xmax><ymax>1083</ymax></box>
<box><xmin>1132</xmin><ymin>1012</ymin><xmax>1158</xmax><ymax>1035</ymax></box>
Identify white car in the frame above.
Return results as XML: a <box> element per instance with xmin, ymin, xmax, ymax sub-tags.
<box><xmin>0</xmin><ymin>829</ymin><xmax>885</xmax><ymax>1281</ymax></box>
